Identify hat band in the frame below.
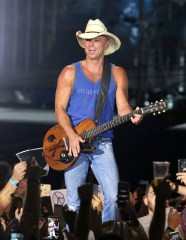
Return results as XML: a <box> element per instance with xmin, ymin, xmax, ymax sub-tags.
<box><xmin>85</xmin><ymin>31</ymin><xmax>100</xmax><ymax>33</ymax></box>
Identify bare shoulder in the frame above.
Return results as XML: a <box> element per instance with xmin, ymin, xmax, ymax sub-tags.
<box><xmin>58</xmin><ymin>64</ymin><xmax>76</xmax><ymax>84</ymax></box>
<box><xmin>59</xmin><ymin>64</ymin><xmax>75</xmax><ymax>78</ymax></box>
<box><xmin>112</xmin><ymin>65</ymin><xmax>128</xmax><ymax>81</ymax></box>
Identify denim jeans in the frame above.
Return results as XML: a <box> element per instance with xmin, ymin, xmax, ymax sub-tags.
<box><xmin>64</xmin><ymin>137</ymin><xmax>119</xmax><ymax>223</ymax></box>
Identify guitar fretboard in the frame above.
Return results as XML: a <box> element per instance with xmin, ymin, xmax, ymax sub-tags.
<box><xmin>84</xmin><ymin>109</ymin><xmax>142</xmax><ymax>139</ymax></box>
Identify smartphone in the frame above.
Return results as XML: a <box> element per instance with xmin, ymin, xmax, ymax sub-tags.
<box><xmin>46</xmin><ymin>216</ymin><xmax>60</xmax><ymax>239</ymax></box>
<box><xmin>117</xmin><ymin>181</ymin><xmax>130</xmax><ymax>208</ymax></box>
<box><xmin>178</xmin><ymin>159</ymin><xmax>186</xmax><ymax>172</ymax></box>
<box><xmin>10</xmin><ymin>232</ymin><xmax>24</xmax><ymax>240</ymax></box>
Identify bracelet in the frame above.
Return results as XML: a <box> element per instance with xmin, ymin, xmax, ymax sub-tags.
<box><xmin>173</xmin><ymin>182</ymin><xmax>179</xmax><ymax>193</ymax></box>
<box><xmin>9</xmin><ymin>177</ymin><xmax>19</xmax><ymax>187</ymax></box>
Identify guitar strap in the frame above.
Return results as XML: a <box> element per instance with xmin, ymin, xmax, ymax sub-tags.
<box><xmin>94</xmin><ymin>61</ymin><xmax>111</xmax><ymax>124</ymax></box>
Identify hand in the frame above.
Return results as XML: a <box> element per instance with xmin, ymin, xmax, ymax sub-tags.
<box><xmin>12</xmin><ymin>161</ymin><xmax>27</xmax><ymax>183</ymax></box>
<box><xmin>152</xmin><ymin>178</ymin><xmax>171</xmax><ymax>200</ymax></box>
<box><xmin>167</xmin><ymin>180</ymin><xmax>177</xmax><ymax>191</ymax></box>
<box><xmin>78</xmin><ymin>183</ymin><xmax>93</xmax><ymax>204</ymax></box>
<box><xmin>0</xmin><ymin>217</ymin><xmax>7</xmax><ymax>231</ymax></box>
<box><xmin>176</xmin><ymin>169</ymin><xmax>186</xmax><ymax>185</ymax></box>
<box><xmin>91</xmin><ymin>195</ymin><xmax>103</xmax><ymax>213</ymax></box>
<box><xmin>15</xmin><ymin>207</ymin><xmax>23</xmax><ymax>222</ymax></box>
<box><xmin>68</xmin><ymin>132</ymin><xmax>85</xmax><ymax>157</ymax></box>
<box><xmin>130</xmin><ymin>107</ymin><xmax>143</xmax><ymax>125</ymax></box>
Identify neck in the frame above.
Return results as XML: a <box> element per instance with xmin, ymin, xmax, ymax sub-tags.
<box><xmin>84</xmin><ymin>59</ymin><xmax>104</xmax><ymax>79</ymax></box>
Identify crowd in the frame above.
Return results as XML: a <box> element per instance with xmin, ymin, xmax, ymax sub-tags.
<box><xmin>0</xmin><ymin>159</ymin><xmax>186</xmax><ymax>240</ymax></box>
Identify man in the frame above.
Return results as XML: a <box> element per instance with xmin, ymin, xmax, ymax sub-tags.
<box><xmin>138</xmin><ymin>183</ymin><xmax>180</xmax><ymax>237</ymax></box>
<box><xmin>55</xmin><ymin>19</ymin><xmax>142</xmax><ymax>223</ymax></box>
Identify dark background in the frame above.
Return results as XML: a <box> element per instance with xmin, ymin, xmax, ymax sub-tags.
<box><xmin>0</xmin><ymin>0</ymin><xmax>186</xmax><ymax>190</ymax></box>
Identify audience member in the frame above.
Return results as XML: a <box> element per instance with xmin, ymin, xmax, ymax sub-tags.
<box><xmin>138</xmin><ymin>182</ymin><xmax>181</xmax><ymax>237</ymax></box>
<box><xmin>0</xmin><ymin>162</ymin><xmax>27</xmax><ymax>216</ymax></box>
<box><xmin>20</xmin><ymin>161</ymin><xmax>41</xmax><ymax>240</ymax></box>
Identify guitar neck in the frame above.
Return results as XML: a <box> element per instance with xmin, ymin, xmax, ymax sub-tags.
<box><xmin>84</xmin><ymin>109</ymin><xmax>142</xmax><ymax>139</ymax></box>
<box><xmin>83</xmin><ymin>100</ymin><xmax>167</xmax><ymax>140</ymax></box>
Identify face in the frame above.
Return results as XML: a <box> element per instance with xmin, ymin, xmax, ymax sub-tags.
<box><xmin>84</xmin><ymin>36</ymin><xmax>109</xmax><ymax>59</ymax></box>
<box><xmin>143</xmin><ymin>186</ymin><xmax>156</xmax><ymax>214</ymax></box>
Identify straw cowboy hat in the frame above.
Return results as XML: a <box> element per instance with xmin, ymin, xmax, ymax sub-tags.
<box><xmin>76</xmin><ymin>19</ymin><xmax>121</xmax><ymax>55</ymax></box>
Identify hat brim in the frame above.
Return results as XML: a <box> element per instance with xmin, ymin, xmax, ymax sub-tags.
<box><xmin>76</xmin><ymin>30</ymin><xmax>121</xmax><ymax>55</ymax></box>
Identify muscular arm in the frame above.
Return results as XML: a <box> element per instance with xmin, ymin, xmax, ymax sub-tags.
<box><xmin>113</xmin><ymin>66</ymin><xmax>142</xmax><ymax>125</ymax></box>
<box><xmin>55</xmin><ymin>65</ymin><xmax>84</xmax><ymax>157</ymax></box>
<box><xmin>0</xmin><ymin>182</ymin><xmax>17</xmax><ymax>215</ymax></box>
<box><xmin>113</xmin><ymin>66</ymin><xmax>133</xmax><ymax>116</ymax></box>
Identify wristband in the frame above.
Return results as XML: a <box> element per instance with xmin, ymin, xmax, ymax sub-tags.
<box><xmin>9</xmin><ymin>177</ymin><xmax>19</xmax><ymax>187</ymax></box>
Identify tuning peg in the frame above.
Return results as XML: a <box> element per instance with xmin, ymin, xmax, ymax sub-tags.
<box><xmin>158</xmin><ymin>111</ymin><xmax>161</xmax><ymax>114</ymax></box>
<box><xmin>153</xmin><ymin>113</ymin><xmax>156</xmax><ymax>115</ymax></box>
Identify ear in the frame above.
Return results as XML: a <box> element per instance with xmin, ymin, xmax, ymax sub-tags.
<box><xmin>143</xmin><ymin>196</ymin><xmax>148</xmax><ymax>206</ymax></box>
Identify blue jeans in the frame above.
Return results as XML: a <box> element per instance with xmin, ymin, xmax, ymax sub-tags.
<box><xmin>64</xmin><ymin>137</ymin><xmax>119</xmax><ymax>223</ymax></box>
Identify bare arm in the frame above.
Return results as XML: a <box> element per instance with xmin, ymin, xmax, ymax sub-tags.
<box><xmin>0</xmin><ymin>162</ymin><xmax>27</xmax><ymax>215</ymax></box>
<box><xmin>169</xmin><ymin>180</ymin><xmax>186</xmax><ymax>196</ymax></box>
<box><xmin>176</xmin><ymin>168</ymin><xmax>186</xmax><ymax>186</ymax></box>
<box><xmin>55</xmin><ymin>65</ymin><xmax>84</xmax><ymax>157</ymax></box>
<box><xmin>113</xmin><ymin>66</ymin><xmax>142</xmax><ymax>124</ymax></box>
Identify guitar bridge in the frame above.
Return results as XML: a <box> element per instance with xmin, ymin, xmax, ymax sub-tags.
<box><xmin>59</xmin><ymin>151</ymin><xmax>74</xmax><ymax>164</ymax></box>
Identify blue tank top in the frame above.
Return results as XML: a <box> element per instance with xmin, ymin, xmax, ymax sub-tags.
<box><xmin>67</xmin><ymin>61</ymin><xmax>116</xmax><ymax>138</ymax></box>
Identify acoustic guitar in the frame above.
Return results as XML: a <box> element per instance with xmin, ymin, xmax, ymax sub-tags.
<box><xmin>43</xmin><ymin>100</ymin><xmax>167</xmax><ymax>171</ymax></box>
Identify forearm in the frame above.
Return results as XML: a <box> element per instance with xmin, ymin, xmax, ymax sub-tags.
<box><xmin>117</xmin><ymin>103</ymin><xmax>133</xmax><ymax>116</ymax></box>
<box><xmin>0</xmin><ymin>181</ymin><xmax>17</xmax><ymax>215</ymax></box>
<box><xmin>177</xmin><ymin>185</ymin><xmax>186</xmax><ymax>196</ymax></box>
<box><xmin>149</xmin><ymin>200</ymin><xmax>166</xmax><ymax>240</ymax></box>
<box><xmin>128</xmin><ymin>210</ymin><xmax>140</xmax><ymax>227</ymax></box>
<box><xmin>171</xmin><ymin>182</ymin><xmax>186</xmax><ymax>196</ymax></box>
<box><xmin>75</xmin><ymin>204</ymin><xmax>90</xmax><ymax>240</ymax></box>
<box><xmin>55</xmin><ymin>107</ymin><xmax>75</xmax><ymax>137</ymax></box>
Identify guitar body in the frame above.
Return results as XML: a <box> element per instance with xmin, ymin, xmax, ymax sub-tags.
<box><xmin>43</xmin><ymin>118</ymin><xmax>96</xmax><ymax>171</ymax></box>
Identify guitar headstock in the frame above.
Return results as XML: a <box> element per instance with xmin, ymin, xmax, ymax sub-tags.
<box><xmin>142</xmin><ymin>100</ymin><xmax>167</xmax><ymax>115</ymax></box>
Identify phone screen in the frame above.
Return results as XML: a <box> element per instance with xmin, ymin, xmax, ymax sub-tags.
<box><xmin>10</xmin><ymin>232</ymin><xmax>24</xmax><ymax>240</ymax></box>
<box><xmin>47</xmin><ymin>216</ymin><xmax>60</xmax><ymax>239</ymax></box>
